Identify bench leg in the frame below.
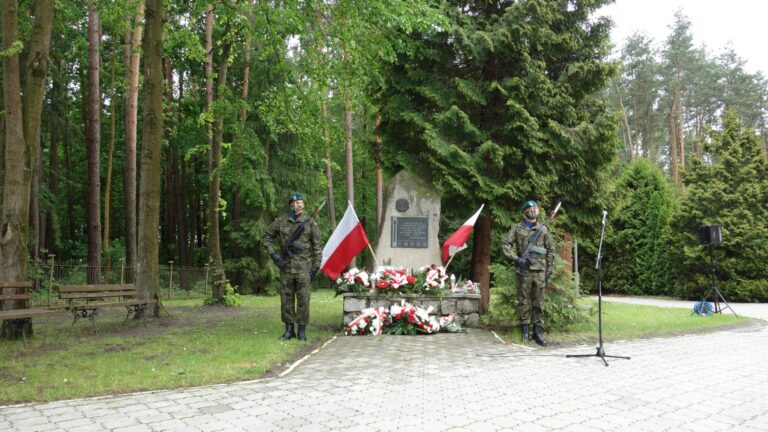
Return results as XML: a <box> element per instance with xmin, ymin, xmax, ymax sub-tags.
<box><xmin>88</xmin><ymin>310</ymin><xmax>98</xmax><ymax>335</ymax></box>
<box><xmin>70</xmin><ymin>309</ymin><xmax>98</xmax><ymax>335</ymax></box>
<box><xmin>70</xmin><ymin>309</ymin><xmax>81</xmax><ymax>330</ymax></box>
<box><xmin>124</xmin><ymin>304</ymin><xmax>149</xmax><ymax>327</ymax></box>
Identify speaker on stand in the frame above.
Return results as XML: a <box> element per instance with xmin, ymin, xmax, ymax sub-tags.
<box><xmin>696</xmin><ymin>225</ymin><xmax>737</xmax><ymax>317</ymax></box>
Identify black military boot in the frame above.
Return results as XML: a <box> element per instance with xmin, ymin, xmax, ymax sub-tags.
<box><xmin>533</xmin><ymin>325</ymin><xmax>548</xmax><ymax>347</ymax></box>
<box><xmin>520</xmin><ymin>324</ymin><xmax>530</xmax><ymax>342</ymax></box>
<box><xmin>297</xmin><ymin>325</ymin><xmax>307</xmax><ymax>341</ymax></box>
<box><xmin>279</xmin><ymin>323</ymin><xmax>295</xmax><ymax>340</ymax></box>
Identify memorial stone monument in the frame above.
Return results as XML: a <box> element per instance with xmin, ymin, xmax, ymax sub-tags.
<box><xmin>373</xmin><ymin>170</ymin><xmax>442</xmax><ymax>268</ymax></box>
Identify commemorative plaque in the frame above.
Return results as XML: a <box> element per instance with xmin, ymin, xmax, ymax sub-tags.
<box><xmin>391</xmin><ymin>217</ymin><xmax>428</xmax><ymax>248</ymax></box>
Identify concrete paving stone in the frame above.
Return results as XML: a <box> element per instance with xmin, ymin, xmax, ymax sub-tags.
<box><xmin>55</xmin><ymin>417</ymin><xmax>95</xmax><ymax>429</ymax></box>
<box><xmin>9</xmin><ymin>413</ymin><xmax>49</xmax><ymax>428</ymax></box>
<box><xmin>19</xmin><ymin>421</ymin><xmax>60</xmax><ymax>432</ymax></box>
<box><xmin>5</xmin><ymin>409</ymin><xmax>41</xmax><ymax>422</ymax></box>
<box><xmin>113</xmin><ymin>425</ymin><xmax>153</xmax><ymax>432</ymax></box>
<box><xmin>100</xmin><ymin>416</ymin><xmax>142</xmax><ymax>429</ymax></box>
<box><xmin>46</xmin><ymin>410</ymin><xmax>84</xmax><ymax>423</ymax></box>
<box><xmin>38</xmin><ymin>406</ymin><xmax>74</xmax><ymax>417</ymax></box>
<box><xmin>510</xmin><ymin>422</ymin><xmax>549</xmax><ymax>432</ymax></box>
<box><xmin>67</xmin><ymin>422</ymin><xmax>109</xmax><ymax>432</ymax></box>
<box><xmin>115</xmin><ymin>403</ymin><xmax>150</xmax><ymax>414</ymax></box>
<box><xmin>132</xmin><ymin>410</ymin><xmax>173</xmax><ymax>424</ymax></box>
<box><xmin>196</xmin><ymin>421</ymin><xmax>231</xmax><ymax>432</ymax></box>
<box><xmin>146</xmin><ymin>418</ymin><xmax>189</xmax><ymax>431</ymax></box>
<box><xmin>144</xmin><ymin>399</ymin><xmax>177</xmax><ymax>409</ymax></box>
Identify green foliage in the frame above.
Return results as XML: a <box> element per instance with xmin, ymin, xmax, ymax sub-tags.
<box><xmin>668</xmin><ymin>111</ymin><xmax>768</xmax><ymax>301</ymax></box>
<box><xmin>203</xmin><ymin>282</ymin><xmax>241</xmax><ymax>307</ymax></box>
<box><xmin>599</xmin><ymin>159</ymin><xmax>677</xmax><ymax>296</ymax></box>
<box><xmin>378</xmin><ymin>0</ymin><xmax>620</xmax><ymax>244</ymax></box>
<box><xmin>489</xmin><ymin>261</ymin><xmax>588</xmax><ymax>332</ymax></box>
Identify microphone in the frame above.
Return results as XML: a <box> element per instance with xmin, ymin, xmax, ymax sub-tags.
<box><xmin>601</xmin><ymin>210</ymin><xmax>607</xmax><ymax>226</ymax></box>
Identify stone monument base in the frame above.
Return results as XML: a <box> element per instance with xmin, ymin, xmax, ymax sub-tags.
<box><xmin>342</xmin><ymin>292</ymin><xmax>481</xmax><ymax>328</ymax></box>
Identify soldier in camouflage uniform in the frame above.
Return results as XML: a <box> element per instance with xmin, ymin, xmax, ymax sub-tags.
<box><xmin>262</xmin><ymin>192</ymin><xmax>322</xmax><ymax>341</ymax></box>
<box><xmin>501</xmin><ymin>200</ymin><xmax>555</xmax><ymax>346</ymax></box>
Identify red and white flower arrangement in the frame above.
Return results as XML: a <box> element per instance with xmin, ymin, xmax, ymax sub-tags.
<box><xmin>418</xmin><ymin>264</ymin><xmax>449</xmax><ymax>292</ymax></box>
<box><xmin>337</xmin><ymin>265</ymin><xmax>477</xmax><ymax>297</ymax></box>
<box><xmin>336</xmin><ymin>267</ymin><xmax>370</xmax><ymax>293</ymax></box>
<box><xmin>371</xmin><ymin>266</ymin><xmax>417</xmax><ymax>292</ymax></box>
<box><xmin>344</xmin><ymin>306</ymin><xmax>387</xmax><ymax>335</ymax></box>
<box><xmin>345</xmin><ymin>301</ymin><xmax>457</xmax><ymax>336</ymax></box>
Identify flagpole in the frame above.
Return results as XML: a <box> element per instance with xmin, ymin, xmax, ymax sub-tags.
<box><xmin>444</xmin><ymin>253</ymin><xmax>457</xmax><ymax>271</ymax></box>
<box><xmin>367</xmin><ymin>244</ymin><xmax>380</xmax><ymax>268</ymax></box>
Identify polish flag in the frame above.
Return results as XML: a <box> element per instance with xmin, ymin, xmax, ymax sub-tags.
<box><xmin>441</xmin><ymin>204</ymin><xmax>484</xmax><ymax>265</ymax></box>
<box><xmin>321</xmin><ymin>202</ymin><xmax>370</xmax><ymax>280</ymax></box>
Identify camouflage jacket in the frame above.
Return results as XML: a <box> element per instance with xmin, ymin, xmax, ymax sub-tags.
<box><xmin>501</xmin><ymin>221</ymin><xmax>555</xmax><ymax>272</ymax></box>
<box><xmin>262</xmin><ymin>212</ymin><xmax>322</xmax><ymax>274</ymax></box>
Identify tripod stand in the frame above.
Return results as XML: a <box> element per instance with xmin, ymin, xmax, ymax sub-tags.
<box><xmin>566</xmin><ymin>211</ymin><xmax>630</xmax><ymax>367</ymax></box>
<box><xmin>698</xmin><ymin>243</ymin><xmax>737</xmax><ymax>317</ymax></box>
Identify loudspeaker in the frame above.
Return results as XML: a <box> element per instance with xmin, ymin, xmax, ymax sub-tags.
<box><xmin>698</xmin><ymin>225</ymin><xmax>722</xmax><ymax>245</ymax></box>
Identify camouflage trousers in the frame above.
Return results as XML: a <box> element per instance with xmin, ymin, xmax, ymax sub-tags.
<box><xmin>279</xmin><ymin>271</ymin><xmax>312</xmax><ymax>325</ymax></box>
<box><xmin>516</xmin><ymin>271</ymin><xmax>546</xmax><ymax>326</ymax></box>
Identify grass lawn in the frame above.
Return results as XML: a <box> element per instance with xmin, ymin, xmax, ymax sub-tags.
<box><xmin>0</xmin><ymin>290</ymin><xmax>343</xmax><ymax>405</ymax></box>
<box><xmin>492</xmin><ymin>299</ymin><xmax>749</xmax><ymax>346</ymax></box>
<box><xmin>1</xmin><ymin>292</ymin><xmax>752</xmax><ymax>405</ymax></box>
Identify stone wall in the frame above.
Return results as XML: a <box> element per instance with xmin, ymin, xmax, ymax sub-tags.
<box><xmin>342</xmin><ymin>292</ymin><xmax>481</xmax><ymax>328</ymax></box>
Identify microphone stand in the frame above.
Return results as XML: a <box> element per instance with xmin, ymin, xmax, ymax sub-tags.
<box><xmin>566</xmin><ymin>211</ymin><xmax>630</xmax><ymax>367</ymax></box>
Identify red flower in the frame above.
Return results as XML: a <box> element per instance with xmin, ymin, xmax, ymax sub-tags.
<box><xmin>409</xmin><ymin>309</ymin><xmax>415</xmax><ymax>315</ymax></box>
<box><xmin>406</xmin><ymin>275</ymin><xmax>416</xmax><ymax>284</ymax></box>
<box><xmin>407</xmin><ymin>316</ymin><xmax>414</xmax><ymax>323</ymax></box>
<box><xmin>377</xmin><ymin>279</ymin><xmax>389</xmax><ymax>289</ymax></box>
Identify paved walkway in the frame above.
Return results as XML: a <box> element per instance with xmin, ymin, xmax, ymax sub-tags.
<box><xmin>2</xmin><ymin>298</ymin><xmax>767</xmax><ymax>432</ymax></box>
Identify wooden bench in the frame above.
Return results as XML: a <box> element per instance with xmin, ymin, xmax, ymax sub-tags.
<box><xmin>0</xmin><ymin>281</ymin><xmax>58</xmax><ymax>341</ymax></box>
<box><xmin>58</xmin><ymin>284</ymin><xmax>157</xmax><ymax>333</ymax></box>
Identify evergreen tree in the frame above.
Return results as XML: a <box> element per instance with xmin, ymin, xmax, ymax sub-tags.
<box><xmin>668</xmin><ymin>110</ymin><xmax>768</xmax><ymax>302</ymax></box>
<box><xmin>378</xmin><ymin>0</ymin><xmax>619</xmax><ymax>306</ymax></box>
<box><xmin>601</xmin><ymin>159</ymin><xmax>677</xmax><ymax>296</ymax></box>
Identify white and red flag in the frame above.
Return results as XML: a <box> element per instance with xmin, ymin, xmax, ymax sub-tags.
<box><xmin>441</xmin><ymin>204</ymin><xmax>484</xmax><ymax>265</ymax></box>
<box><xmin>321</xmin><ymin>202</ymin><xmax>370</xmax><ymax>280</ymax></box>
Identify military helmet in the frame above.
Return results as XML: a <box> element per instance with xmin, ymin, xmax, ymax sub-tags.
<box><xmin>288</xmin><ymin>192</ymin><xmax>305</xmax><ymax>204</ymax></box>
<box><xmin>520</xmin><ymin>200</ymin><xmax>538</xmax><ymax>212</ymax></box>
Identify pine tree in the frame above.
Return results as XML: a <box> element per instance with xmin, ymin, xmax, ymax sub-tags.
<box><xmin>378</xmin><ymin>0</ymin><xmax>619</xmax><ymax>308</ymax></box>
<box><xmin>669</xmin><ymin>110</ymin><xmax>768</xmax><ymax>302</ymax></box>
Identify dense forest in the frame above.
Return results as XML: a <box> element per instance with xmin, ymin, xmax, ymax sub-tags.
<box><xmin>2</xmin><ymin>0</ymin><xmax>767</xmax><ymax>318</ymax></box>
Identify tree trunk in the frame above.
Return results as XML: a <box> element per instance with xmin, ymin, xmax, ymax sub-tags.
<box><xmin>675</xmin><ymin>75</ymin><xmax>685</xmax><ymax>172</ymax></box>
<box><xmin>668</xmin><ymin>108</ymin><xmax>679</xmax><ymax>187</ymax></box>
<box><xmin>209</xmin><ymin>35</ymin><xmax>232</xmax><ymax>302</ymax></box>
<box><xmin>613</xmin><ymin>80</ymin><xmax>633</xmax><ymax>161</ymax></box>
<box><xmin>104</xmin><ymin>46</ymin><xmax>118</xmax><ymax>273</ymax></box>
<box><xmin>1</xmin><ymin>0</ymin><xmax>28</xmax><ymax>277</ymax></box>
<box><xmin>136</xmin><ymin>0</ymin><xmax>165</xmax><ymax>316</ymax></box>
<box><xmin>374</xmin><ymin>114</ymin><xmax>383</xmax><ymax>229</ymax></box>
<box><xmin>46</xmin><ymin>80</ymin><xmax>59</xmax><ymax>253</ymax></box>
<box><xmin>63</xmin><ymin>116</ymin><xmax>75</xmax><ymax>243</ymax></box>
<box><xmin>470</xmin><ymin>214</ymin><xmax>492</xmax><ymax>314</ymax></box>
<box><xmin>22</xmin><ymin>0</ymin><xmax>54</xmax><ymax>263</ymax></box>
<box><xmin>1</xmin><ymin>0</ymin><xmax>31</xmax><ymax>337</ymax></box>
<box><xmin>204</xmin><ymin>4</ymin><xmax>214</xmax><ymax>174</ymax></box>
<box><xmin>85</xmin><ymin>0</ymin><xmax>102</xmax><ymax>284</ymax></box>
<box><xmin>162</xmin><ymin>58</ymin><xmax>176</xmax><ymax>255</ymax></box>
<box><xmin>343</xmin><ymin>47</ymin><xmax>354</xmax><ymax>265</ymax></box>
<box><xmin>314</xmin><ymin>7</ymin><xmax>335</xmax><ymax>228</ymax></box>
<box><xmin>123</xmin><ymin>0</ymin><xmax>144</xmax><ymax>281</ymax></box>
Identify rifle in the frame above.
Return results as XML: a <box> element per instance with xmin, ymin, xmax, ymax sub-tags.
<box><xmin>515</xmin><ymin>201</ymin><xmax>562</xmax><ymax>275</ymax></box>
<box><xmin>279</xmin><ymin>199</ymin><xmax>326</xmax><ymax>262</ymax></box>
